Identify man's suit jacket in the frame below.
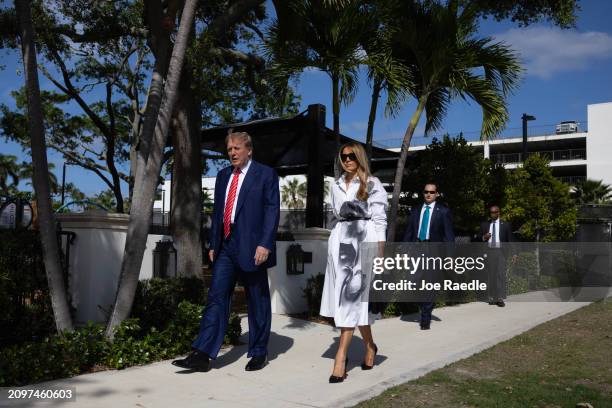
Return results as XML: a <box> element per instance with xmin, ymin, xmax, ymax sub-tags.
<box><xmin>403</xmin><ymin>202</ymin><xmax>455</xmax><ymax>242</ymax></box>
<box><xmin>209</xmin><ymin>160</ymin><xmax>280</xmax><ymax>272</ymax></box>
<box><xmin>479</xmin><ymin>219</ymin><xmax>516</xmax><ymax>255</ymax></box>
<box><xmin>479</xmin><ymin>220</ymin><xmax>514</xmax><ymax>243</ymax></box>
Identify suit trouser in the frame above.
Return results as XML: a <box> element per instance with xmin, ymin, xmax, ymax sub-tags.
<box><xmin>486</xmin><ymin>248</ymin><xmax>507</xmax><ymax>301</ymax></box>
<box><xmin>191</xmin><ymin>236</ymin><xmax>271</xmax><ymax>359</ymax></box>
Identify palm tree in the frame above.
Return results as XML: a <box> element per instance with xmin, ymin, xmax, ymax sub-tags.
<box><xmin>0</xmin><ymin>154</ymin><xmax>21</xmax><ymax>193</ymax></box>
<box><xmin>361</xmin><ymin>2</ymin><xmax>411</xmax><ymax>160</ymax></box>
<box><xmin>268</xmin><ymin>0</ymin><xmax>375</xmax><ymax>165</ymax></box>
<box><xmin>386</xmin><ymin>0</ymin><xmax>521</xmax><ymax>239</ymax></box>
<box><xmin>15</xmin><ymin>0</ymin><xmax>73</xmax><ymax>333</ymax></box>
<box><xmin>281</xmin><ymin>178</ymin><xmax>308</xmax><ymax>209</ymax></box>
<box><xmin>571</xmin><ymin>179</ymin><xmax>612</xmax><ymax>205</ymax></box>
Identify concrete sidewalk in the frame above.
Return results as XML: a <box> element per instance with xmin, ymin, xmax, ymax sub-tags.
<box><xmin>2</xmin><ymin>300</ymin><xmax>596</xmax><ymax>408</ymax></box>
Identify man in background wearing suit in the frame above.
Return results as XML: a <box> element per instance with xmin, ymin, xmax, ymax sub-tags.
<box><xmin>480</xmin><ymin>205</ymin><xmax>514</xmax><ymax>307</ymax></box>
<box><xmin>173</xmin><ymin>131</ymin><xmax>280</xmax><ymax>372</ymax></box>
<box><xmin>403</xmin><ymin>182</ymin><xmax>455</xmax><ymax>330</ymax></box>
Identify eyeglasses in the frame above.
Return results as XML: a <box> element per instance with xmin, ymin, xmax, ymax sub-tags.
<box><xmin>340</xmin><ymin>153</ymin><xmax>357</xmax><ymax>162</ymax></box>
<box><xmin>423</xmin><ymin>190</ymin><xmax>437</xmax><ymax>195</ymax></box>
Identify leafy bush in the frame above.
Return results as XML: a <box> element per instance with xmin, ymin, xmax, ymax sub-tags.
<box><xmin>224</xmin><ymin>314</ymin><xmax>242</xmax><ymax>346</ymax></box>
<box><xmin>131</xmin><ymin>277</ymin><xmax>207</xmax><ymax>332</ymax></box>
<box><xmin>0</xmin><ymin>301</ymin><xmax>241</xmax><ymax>386</ymax></box>
<box><xmin>0</xmin><ymin>230</ymin><xmax>55</xmax><ymax>347</ymax></box>
<box><xmin>303</xmin><ymin>273</ymin><xmax>325</xmax><ymax>317</ymax></box>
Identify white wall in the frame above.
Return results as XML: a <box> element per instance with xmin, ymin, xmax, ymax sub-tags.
<box><xmin>268</xmin><ymin>239</ymin><xmax>329</xmax><ymax>314</ymax></box>
<box><xmin>58</xmin><ymin>212</ymin><xmax>168</xmax><ymax>325</ymax></box>
<box><xmin>587</xmin><ymin>102</ymin><xmax>612</xmax><ymax>187</ymax></box>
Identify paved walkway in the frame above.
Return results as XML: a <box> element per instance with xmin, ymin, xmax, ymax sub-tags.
<box><xmin>3</xmin><ymin>297</ymin><xmax>603</xmax><ymax>408</ymax></box>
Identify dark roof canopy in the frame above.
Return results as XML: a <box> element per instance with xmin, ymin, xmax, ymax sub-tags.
<box><xmin>200</xmin><ymin>104</ymin><xmax>399</xmax><ymax>177</ymax></box>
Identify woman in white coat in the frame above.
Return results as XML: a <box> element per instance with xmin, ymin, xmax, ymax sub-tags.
<box><xmin>320</xmin><ymin>142</ymin><xmax>388</xmax><ymax>383</ymax></box>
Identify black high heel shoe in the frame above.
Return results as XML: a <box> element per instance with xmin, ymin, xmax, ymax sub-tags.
<box><xmin>329</xmin><ymin>358</ymin><xmax>348</xmax><ymax>383</ymax></box>
<box><xmin>361</xmin><ymin>344</ymin><xmax>378</xmax><ymax>370</ymax></box>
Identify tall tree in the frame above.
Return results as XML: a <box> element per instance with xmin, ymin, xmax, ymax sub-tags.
<box><xmin>466</xmin><ymin>0</ymin><xmax>580</xmax><ymax>28</ymax></box>
<box><xmin>0</xmin><ymin>154</ymin><xmax>21</xmax><ymax>194</ymax></box>
<box><xmin>14</xmin><ymin>0</ymin><xmax>72</xmax><ymax>332</ymax></box>
<box><xmin>105</xmin><ymin>0</ymin><xmax>199</xmax><ymax>339</ymax></box>
<box><xmin>386</xmin><ymin>0</ymin><xmax>521</xmax><ymax>240</ymax></box>
<box><xmin>281</xmin><ymin>178</ymin><xmax>308</xmax><ymax>209</ymax></box>
<box><xmin>571</xmin><ymin>179</ymin><xmax>612</xmax><ymax>205</ymax></box>
<box><xmin>400</xmin><ymin>135</ymin><xmax>507</xmax><ymax>235</ymax></box>
<box><xmin>504</xmin><ymin>154</ymin><xmax>576</xmax><ymax>241</ymax></box>
<box><xmin>268</xmin><ymin>0</ymin><xmax>375</xmax><ymax>176</ymax></box>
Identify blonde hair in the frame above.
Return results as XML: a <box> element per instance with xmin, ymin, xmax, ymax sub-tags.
<box><xmin>338</xmin><ymin>142</ymin><xmax>371</xmax><ymax>201</ymax></box>
<box><xmin>225</xmin><ymin>129</ymin><xmax>253</xmax><ymax>149</ymax></box>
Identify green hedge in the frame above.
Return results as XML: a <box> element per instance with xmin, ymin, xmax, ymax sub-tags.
<box><xmin>0</xmin><ymin>301</ymin><xmax>242</xmax><ymax>386</ymax></box>
<box><xmin>0</xmin><ymin>230</ymin><xmax>55</xmax><ymax>347</ymax></box>
<box><xmin>0</xmin><ymin>275</ymin><xmax>243</xmax><ymax>387</ymax></box>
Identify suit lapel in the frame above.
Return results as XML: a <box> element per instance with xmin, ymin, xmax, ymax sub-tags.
<box><xmin>234</xmin><ymin>161</ymin><xmax>260</xmax><ymax>218</ymax></box>
<box><xmin>429</xmin><ymin>203</ymin><xmax>441</xmax><ymax>234</ymax></box>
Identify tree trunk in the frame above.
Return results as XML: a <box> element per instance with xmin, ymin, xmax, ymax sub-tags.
<box><xmin>387</xmin><ymin>95</ymin><xmax>427</xmax><ymax>241</ymax></box>
<box><xmin>332</xmin><ymin>72</ymin><xmax>341</xmax><ymax>178</ymax></box>
<box><xmin>365</xmin><ymin>77</ymin><xmax>382</xmax><ymax>162</ymax></box>
<box><xmin>170</xmin><ymin>65</ymin><xmax>202</xmax><ymax>278</ymax></box>
<box><xmin>15</xmin><ymin>0</ymin><xmax>73</xmax><ymax>333</ymax></box>
<box><xmin>105</xmin><ymin>0</ymin><xmax>198</xmax><ymax>339</ymax></box>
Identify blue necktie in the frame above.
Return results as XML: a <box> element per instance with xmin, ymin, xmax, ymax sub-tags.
<box><xmin>418</xmin><ymin>205</ymin><xmax>430</xmax><ymax>241</ymax></box>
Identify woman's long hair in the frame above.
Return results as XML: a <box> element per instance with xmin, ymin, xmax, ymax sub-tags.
<box><xmin>338</xmin><ymin>142</ymin><xmax>371</xmax><ymax>201</ymax></box>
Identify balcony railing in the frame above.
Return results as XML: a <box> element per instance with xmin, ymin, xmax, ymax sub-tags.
<box><xmin>557</xmin><ymin>176</ymin><xmax>586</xmax><ymax>185</ymax></box>
<box><xmin>490</xmin><ymin>148</ymin><xmax>586</xmax><ymax>165</ymax></box>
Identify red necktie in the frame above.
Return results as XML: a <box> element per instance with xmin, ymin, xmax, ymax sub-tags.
<box><xmin>223</xmin><ymin>167</ymin><xmax>241</xmax><ymax>238</ymax></box>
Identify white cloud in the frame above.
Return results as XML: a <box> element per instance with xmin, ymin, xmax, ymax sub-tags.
<box><xmin>495</xmin><ymin>26</ymin><xmax>612</xmax><ymax>79</ymax></box>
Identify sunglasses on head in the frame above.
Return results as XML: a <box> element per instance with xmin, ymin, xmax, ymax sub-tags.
<box><xmin>423</xmin><ymin>190</ymin><xmax>437</xmax><ymax>195</ymax></box>
<box><xmin>340</xmin><ymin>153</ymin><xmax>357</xmax><ymax>162</ymax></box>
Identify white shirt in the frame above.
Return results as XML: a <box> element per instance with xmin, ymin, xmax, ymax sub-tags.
<box><xmin>417</xmin><ymin>201</ymin><xmax>436</xmax><ymax>240</ymax></box>
<box><xmin>487</xmin><ymin>219</ymin><xmax>501</xmax><ymax>248</ymax></box>
<box><xmin>224</xmin><ymin>159</ymin><xmax>252</xmax><ymax>223</ymax></box>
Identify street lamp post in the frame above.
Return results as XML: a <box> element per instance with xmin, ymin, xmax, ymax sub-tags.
<box><xmin>522</xmin><ymin>113</ymin><xmax>536</xmax><ymax>162</ymax></box>
<box><xmin>60</xmin><ymin>161</ymin><xmax>76</xmax><ymax>206</ymax></box>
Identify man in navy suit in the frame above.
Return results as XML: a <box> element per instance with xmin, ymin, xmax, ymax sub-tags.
<box><xmin>479</xmin><ymin>205</ymin><xmax>515</xmax><ymax>307</ymax></box>
<box><xmin>173</xmin><ymin>131</ymin><xmax>280</xmax><ymax>372</ymax></box>
<box><xmin>403</xmin><ymin>182</ymin><xmax>455</xmax><ymax>330</ymax></box>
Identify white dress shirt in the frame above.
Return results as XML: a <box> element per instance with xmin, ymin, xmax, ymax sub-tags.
<box><xmin>487</xmin><ymin>219</ymin><xmax>501</xmax><ymax>248</ymax></box>
<box><xmin>224</xmin><ymin>159</ymin><xmax>252</xmax><ymax>223</ymax></box>
<box><xmin>417</xmin><ymin>201</ymin><xmax>436</xmax><ymax>240</ymax></box>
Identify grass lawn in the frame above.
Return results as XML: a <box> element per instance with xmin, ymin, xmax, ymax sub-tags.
<box><xmin>356</xmin><ymin>299</ymin><xmax>612</xmax><ymax>408</ymax></box>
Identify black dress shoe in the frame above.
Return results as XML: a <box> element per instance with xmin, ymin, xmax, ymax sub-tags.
<box><xmin>245</xmin><ymin>355</ymin><xmax>268</xmax><ymax>371</ymax></box>
<box><xmin>420</xmin><ymin>322</ymin><xmax>431</xmax><ymax>330</ymax></box>
<box><xmin>361</xmin><ymin>344</ymin><xmax>378</xmax><ymax>370</ymax></box>
<box><xmin>496</xmin><ymin>300</ymin><xmax>506</xmax><ymax>307</ymax></box>
<box><xmin>172</xmin><ymin>350</ymin><xmax>211</xmax><ymax>372</ymax></box>
<box><xmin>329</xmin><ymin>358</ymin><xmax>348</xmax><ymax>383</ymax></box>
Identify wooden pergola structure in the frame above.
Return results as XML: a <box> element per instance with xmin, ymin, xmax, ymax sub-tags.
<box><xmin>200</xmin><ymin>104</ymin><xmax>400</xmax><ymax>228</ymax></box>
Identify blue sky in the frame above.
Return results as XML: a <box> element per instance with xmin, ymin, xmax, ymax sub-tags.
<box><xmin>2</xmin><ymin>0</ymin><xmax>612</xmax><ymax>197</ymax></box>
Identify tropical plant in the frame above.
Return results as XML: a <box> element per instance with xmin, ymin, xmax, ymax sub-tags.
<box><xmin>386</xmin><ymin>0</ymin><xmax>521</xmax><ymax>240</ymax></box>
<box><xmin>267</xmin><ymin>0</ymin><xmax>374</xmax><ymax>154</ymax></box>
<box><xmin>281</xmin><ymin>178</ymin><xmax>308</xmax><ymax>209</ymax></box>
<box><xmin>571</xmin><ymin>179</ymin><xmax>612</xmax><ymax>205</ymax></box>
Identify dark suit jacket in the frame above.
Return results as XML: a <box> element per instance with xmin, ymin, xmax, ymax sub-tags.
<box><xmin>403</xmin><ymin>202</ymin><xmax>455</xmax><ymax>242</ymax></box>
<box><xmin>209</xmin><ymin>160</ymin><xmax>280</xmax><ymax>272</ymax></box>
<box><xmin>479</xmin><ymin>220</ymin><xmax>514</xmax><ymax>243</ymax></box>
